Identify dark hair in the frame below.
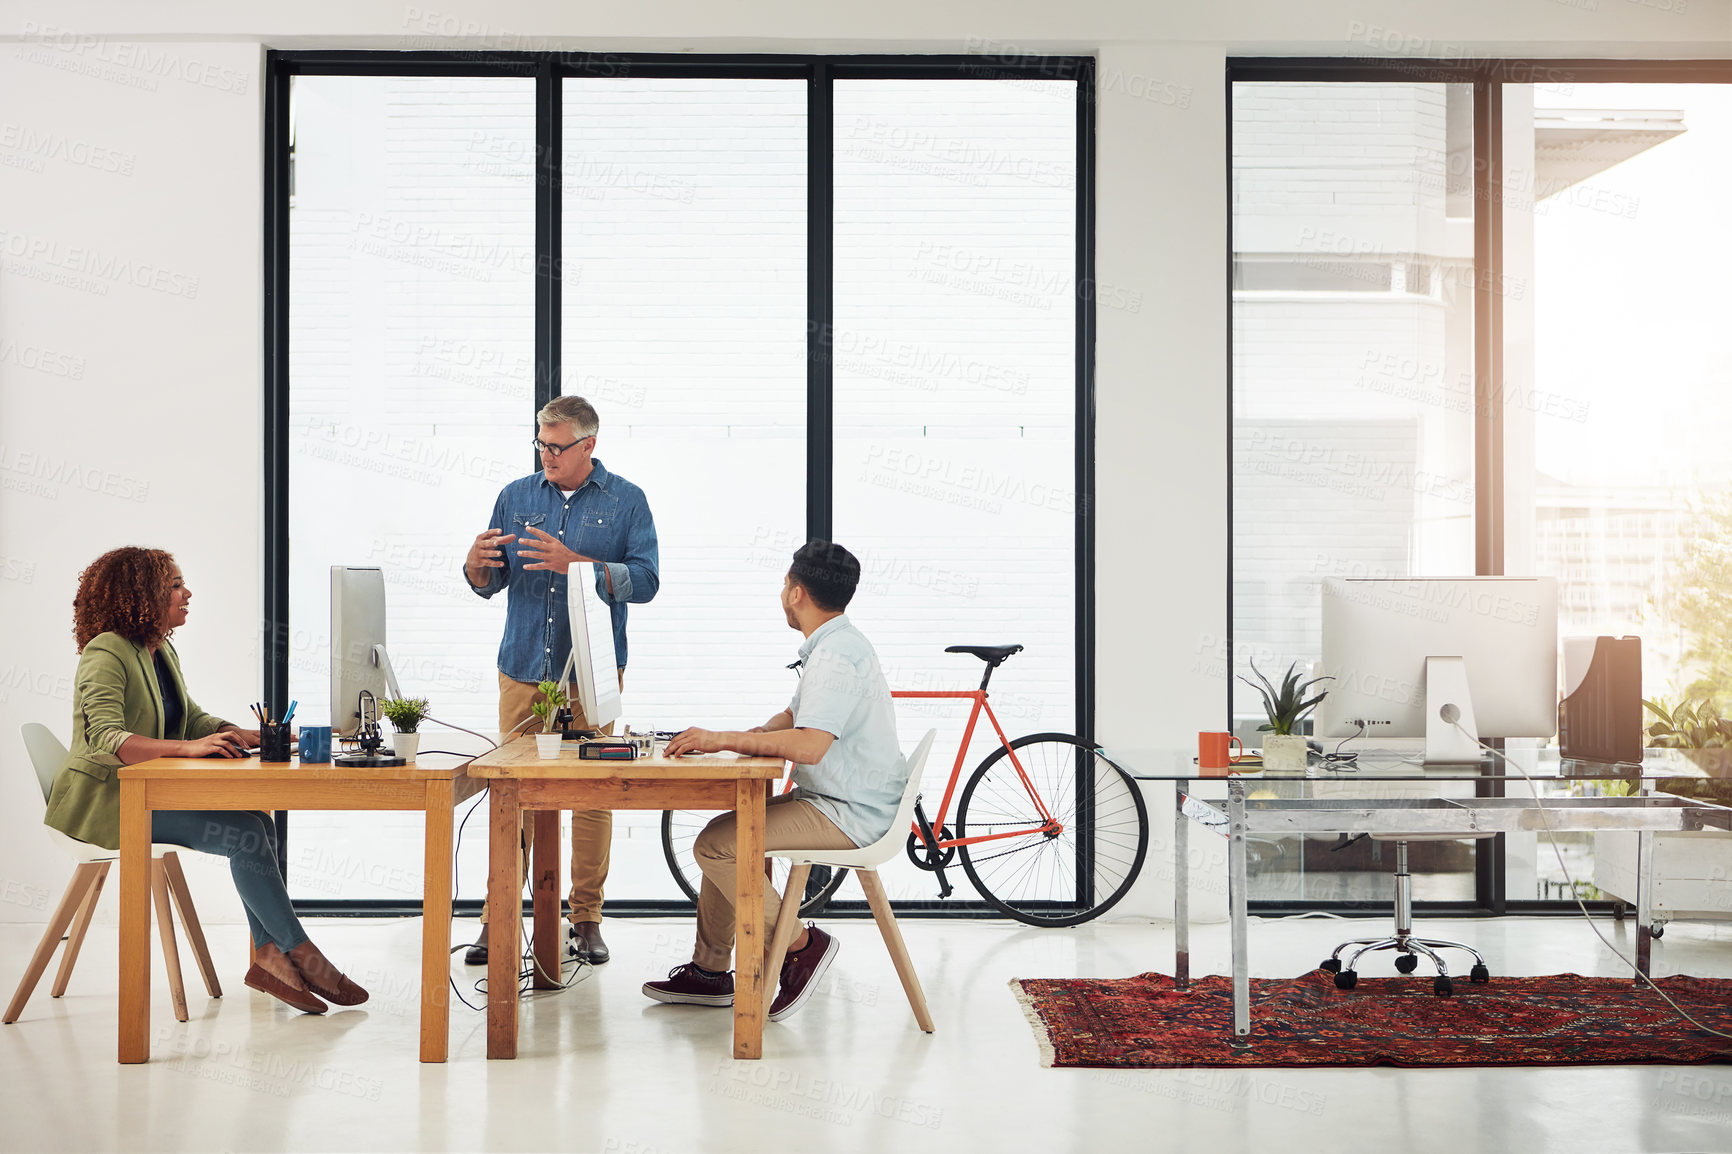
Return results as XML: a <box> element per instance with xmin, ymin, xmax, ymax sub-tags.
<box><xmin>74</xmin><ymin>547</ymin><xmax>177</xmax><ymax>652</ymax></box>
<box><xmin>788</xmin><ymin>540</ymin><xmax>861</xmax><ymax>613</ymax></box>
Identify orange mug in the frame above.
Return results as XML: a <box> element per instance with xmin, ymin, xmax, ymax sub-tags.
<box><xmin>1199</xmin><ymin>731</ymin><xmax>1244</xmax><ymax>770</ymax></box>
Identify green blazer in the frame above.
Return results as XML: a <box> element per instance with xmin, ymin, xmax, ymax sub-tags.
<box><xmin>43</xmin><ymin>632</ymin><xmax>228</xmax><ymax>850</ymax></box>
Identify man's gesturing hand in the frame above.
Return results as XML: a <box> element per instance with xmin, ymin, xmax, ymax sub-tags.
<box><xmin>466</xmin><ymin>528</ymin><xmax>517</xmax><ymax>581</ymax></box>
<box><xmin>518</xmin><ymin>525</ymin><xmax>598</xmax><ymax>574</ymax></box>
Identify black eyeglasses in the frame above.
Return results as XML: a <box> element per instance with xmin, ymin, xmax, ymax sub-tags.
<box><xmin>533</xmin><ymin>434</ymin><xmax>593</xmax><ymax>457</ymax></box>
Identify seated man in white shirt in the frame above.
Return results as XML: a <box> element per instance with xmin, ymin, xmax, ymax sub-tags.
<box><xmin>646</xmin><ymin>540</ymin><xmax>907</xmax><ymax>1023</ymax></box>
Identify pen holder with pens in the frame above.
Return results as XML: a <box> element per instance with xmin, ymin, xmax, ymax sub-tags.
<box><xmin>259</xmin><ymin>722</ymin><xmax>292</xmax><ymax>763</ymax></box>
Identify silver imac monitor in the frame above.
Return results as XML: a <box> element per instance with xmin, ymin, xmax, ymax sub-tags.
<box><xmin>330</xmin><ymin>566</ymin><xmax>402</xmax><ymax>738</ymax></box>
<box><xmin>557</xmin><ymin>565</ymin><xmax>621</xmax><ymax>732</ymax></box>
<box><xmin>1313</xmin><ymin>576</ymin><xmax>1558</xmax><ymax>764</ymax></box>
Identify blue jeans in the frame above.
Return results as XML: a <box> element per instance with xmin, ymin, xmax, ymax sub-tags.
<box><xmin>150</xmin><ymin>810</ymin><xmax>308</xmax><ymax>952</ymax></box>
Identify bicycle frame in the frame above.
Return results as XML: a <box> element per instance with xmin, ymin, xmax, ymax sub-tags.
<box><xmin>890</xmin><ymin>688</ymin><xmax>1060</xmax><ymax>849</ymax></box>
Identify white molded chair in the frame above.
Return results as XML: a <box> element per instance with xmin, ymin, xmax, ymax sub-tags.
<box><xmin>5</xmin><ymin>724</ymin><xmax>219</xmax><ymax>1024</ymax></box>
<box><xmin>765</xmin><ymin>730</ymin><xmax>938</xmax><ymax>1032</ymax></box>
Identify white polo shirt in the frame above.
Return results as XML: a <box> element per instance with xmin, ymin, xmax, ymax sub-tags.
<box><xmin>783</xmin><ymin>615</ymin><xmax>908</xmax><ymax>848</ymax></box>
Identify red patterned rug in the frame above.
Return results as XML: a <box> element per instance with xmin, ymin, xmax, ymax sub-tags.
<box><xmin>1010</xmin><ymin>971</ymin><xmax>1732</xmax><ymax>1068</ymax></box>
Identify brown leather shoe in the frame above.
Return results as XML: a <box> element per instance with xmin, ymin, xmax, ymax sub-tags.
<box><xmin>568</xmin><ymin>920</ymin><xmax>610</xmax><ymax>965</ymax></box>
<box><xmin>288</xmin><ymin>942</ymin><xmax>370</xmax><ymax>1006</ymax></box>
<box><xmin>244</xmin><ymin>963</ymin><xmax>328</xmax><ymax>1014</ymax></box>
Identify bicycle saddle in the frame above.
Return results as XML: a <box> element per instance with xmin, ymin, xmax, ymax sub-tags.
<box><xmin>944</xmin><ymin>644</ymin><xmax>1024</xmax><ymax>666</ymax></box>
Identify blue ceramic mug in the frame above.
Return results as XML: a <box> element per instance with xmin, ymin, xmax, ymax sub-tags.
<box><xmin>298</xmin><ymin>725</ymin><xmax>332</xmax><ymax>763</ymax></box>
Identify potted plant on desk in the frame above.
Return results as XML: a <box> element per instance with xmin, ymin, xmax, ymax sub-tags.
<box><xmin>1240</xmin><ymin>660</ymin><xmax>1331</xmax><ymax>773</ymax></box>
<box><xmin>531</xmin><ymin>682</ymin><xmax>567</xmax><ymax>759</ymax></box>
<box><xmin>379</xmin><ymin>696</ymin><xmax>430</xmax><ymax>762</ymax></box>
<box><xmin>1644</xmin><ymin>694</ymin><xmax>1732</xmax><ymax>777</ymax></box>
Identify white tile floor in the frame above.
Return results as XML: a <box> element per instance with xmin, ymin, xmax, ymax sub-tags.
<box><xmin>3</xmin><ymin>913</ymin><xmax>1731</xmax><ymax>1153</ymax></box>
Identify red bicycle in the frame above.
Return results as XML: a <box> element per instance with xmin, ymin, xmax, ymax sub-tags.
<box><xmin>661</xmin><ymin>644</ymin><xmax>1149</xmax><ymax>926</ymax></box>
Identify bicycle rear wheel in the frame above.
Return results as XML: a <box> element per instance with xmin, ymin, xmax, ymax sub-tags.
<box><xmin>956</xmin><ymin>733</ymin><xmax>1148</xmax><ymax>926</ymax></box>
<box><xmin>660</xmin><ymin>810</ymin><xmax>849</xmax><ymax>917</ymax></box>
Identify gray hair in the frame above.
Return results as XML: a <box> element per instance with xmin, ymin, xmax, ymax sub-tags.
<box><xmin>537</xmin><ymin>395</ymin><xmax>599</xmax><ymax>439</ymax></box>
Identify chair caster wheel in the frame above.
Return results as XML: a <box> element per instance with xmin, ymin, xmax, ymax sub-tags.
<box><xmin>1434</xmin><ymin>976</ymin><xmax>1453</xmax><ymax>997</ymax></box>
<box><xmin>1334</xmin><ymin>970</ymin><xmax>1358</xmax><ymax>990</ymax></box>
<box><xmin>1394</xmin><ymin>954</ymin><xmax>1419</xmax><ymax>974</ymax></box>
<box><xmin>1319</xmin><ymin>958</ymin><xmax>1342</xmax><ymax>974</ymax></box>
<box><xmin>1469</xmin><ymin>964</ymin><xmax>1490</xmax><ymax>983</ymax></box>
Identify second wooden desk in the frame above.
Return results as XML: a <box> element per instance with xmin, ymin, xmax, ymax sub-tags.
<box><xmin>466</xmin><ymin>738</ymin><xmax>783</xmax><ymax>1060</ymax></box>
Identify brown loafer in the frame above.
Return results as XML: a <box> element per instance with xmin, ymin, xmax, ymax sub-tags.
<box><xmin>244</xmin><ymin>963</ymin><xmax>328</xmax><ymax>1014</ymax></box>
<box><xmin>287</xmin><ymin>944</ymin><xmax>370</xmax><ymax>1006</ymax></box>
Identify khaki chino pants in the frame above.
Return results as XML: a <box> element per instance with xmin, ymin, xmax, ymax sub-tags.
<box><xmin>691</xmin><ymin>795</ymin><xmax>856</xmax><ymax>972</ymax></box>
<box><xmin>480</xmin><ymin>668</ymin><xmax>621</xmax><ymax>927</ymax></box>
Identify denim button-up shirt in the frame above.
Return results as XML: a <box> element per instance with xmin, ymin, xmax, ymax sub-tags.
<box><xmin>465</xmin><ymin>458</ymin><xmax>660</xmax><ymax>682</ymax></box>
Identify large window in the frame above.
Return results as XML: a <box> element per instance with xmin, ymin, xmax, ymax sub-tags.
<box><xmin>1232</xmin><ymin>80</ymin><xmax>1479</xmax><ymax>904</ymax></box>
<box><xmin>1230</xmin><ymin>63</ymin><xmax>1732</xmax><ymax>912</ymax></box>
<box><xmin>286</xmin><ymin>75</ymin><xmax>535</xmax><ymax>902</ymax></box>
<box><xmin>558</xmin><ymin>76</ymin><xmax>808</xmax><ymax>901</ymax></box>
<box><xmin>832</xmin><ymin>78</ymin><xmax>1079</xmax><ymax>902</ymax></box>
<box><xmin>1505</xmin><ymin>82</ymin><xmax>1732</xmax><ymax>902</ymax></box>
<box><xmin>268</xmin><ymin>55</ymin><xmax>1092</xmax><ymax>910</ymax></box>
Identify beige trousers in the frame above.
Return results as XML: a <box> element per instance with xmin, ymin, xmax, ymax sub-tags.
<box><xmin>691</xmin><ymin>795</ymin><xmax>856</xmax><ymax>972</ymax></box>
<box><xmin>479</xmin><ymin>668</ymin><xmax>620</xmax><ymax>926</ymax></box>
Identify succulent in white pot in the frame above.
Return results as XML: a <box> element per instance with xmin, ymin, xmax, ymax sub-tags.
<box><xmin>1239</xmin><ymin>660</ymin><xmax>1332</xmax><ymax>773</ymax></box>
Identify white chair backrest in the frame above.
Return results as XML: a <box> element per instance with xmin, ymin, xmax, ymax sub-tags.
<box><xmin>21</xmin><ymin>724</ymin><xmax>69</xmax><ymax>805</ymax></box>
<box><xmin>851</xmin><ymin>730</ymin><xmax>938</xmax><ymax>868</ymax></box>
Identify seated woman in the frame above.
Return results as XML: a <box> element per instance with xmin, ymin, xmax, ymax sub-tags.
<box><xmin>43</xmin><ymin>546</ymin><xmax>367</xmax><ymax>1015</ymax></box>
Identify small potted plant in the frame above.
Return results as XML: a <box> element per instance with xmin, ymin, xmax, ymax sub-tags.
<box><xmin>1644</xmin><ymin>695</ymin><xmax>1732</xmax><ymax>776</ymax></box>
<box><xmin>531</xmin><ymin>681</ymin><xmax>567</xmax><ymax>759</ymax></box>
<box><xmin>379</xmin><ymin>696</ymin><xmax>430</xmax><ymax>762</ymax></box>
<box><xmin>1240</xmin><ymin>659</ymin><xmax>1332</xmax><ymax>773</ymax></box>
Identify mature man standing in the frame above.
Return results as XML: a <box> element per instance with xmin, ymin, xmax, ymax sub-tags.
<box><xmin>462</xmin><ymin>394</ymin><xmax>659</xmax><ymax>966</ymax></box>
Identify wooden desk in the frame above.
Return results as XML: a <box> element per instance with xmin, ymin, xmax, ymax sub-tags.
<box><xmin>117</xmin><ymin>755</ymin><xmax>482</xmax><ymax>1064</ymax></box>
<box><xmin>466</xmin><ymin>738</ymin><xmax>783</xmax><ymax>1060</ymax></box>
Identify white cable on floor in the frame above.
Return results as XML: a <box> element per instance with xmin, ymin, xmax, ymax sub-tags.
<box><xmin>1445</xmin><ymin>711</ymin><xmax>1732</xmax><ymax>1041</ymax></box>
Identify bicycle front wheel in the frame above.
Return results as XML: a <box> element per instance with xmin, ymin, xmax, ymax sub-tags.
<box><xmin>956</xmin><ymin>734</ymin><xmax>1149</xmax><ymax>927</ymax></box>
<box><xmin>660</xmin><ymin>809</ymin><xmax>849</xmax><ymax>917</ymax></box>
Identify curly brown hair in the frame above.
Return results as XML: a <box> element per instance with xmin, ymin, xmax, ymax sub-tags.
<box><xmin>74</xmin><ymin>547</ymin><xmax>178</xmax><ymax>653</ymax></box>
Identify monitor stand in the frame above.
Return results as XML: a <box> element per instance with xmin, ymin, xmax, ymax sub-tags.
<box><xmin>1423</xmin><ymin>655</ymin><xmax>1486</xmax><ymax>767</ymax></box>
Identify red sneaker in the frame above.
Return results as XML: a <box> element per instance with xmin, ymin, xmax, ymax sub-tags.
<box><xmin>643</xmin><ymin>963</ymin><xmax>735</xmax><ymax>1007</ymax></box>
<box><xmin>768</xmin><ymin>926</ymin><xmax>839</xmax><ymax>1023</ymax></box>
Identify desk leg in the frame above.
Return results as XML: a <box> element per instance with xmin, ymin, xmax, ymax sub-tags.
<box><xmin>734</xmin><ymin>778</ymin><xmax>766</xmax><ymax>1060</ymax></box>
<box><xmin>1228</xmin><ymin>782</ymin><xmax>1249</xmax><ymax>1038</ymax></box>
<box><xmin>1635</xmin><ymin>825</ymin><xmax>1655</xmax><ymax>987</ymax></box>
<box><xmin>487</xmin><ymin>780</ymin><xmax>520</xmax><ymax>1059</ymax></box>
<box><xmin>419</xmin><ymin>779</ymin><xmax>454</xmax><ymax>1063</ymax></box>
<box><xmin>118</xmin><ymin>781</ymin><xmax>150</xmax><ymax>1063</ymax></box>
<box><xmin>1174</xmin><ymin>783</ymin><xmax>1189</xmax><ymax>989</ymax></box>
<box><xmin>531</xmin><ymin>809</ymin><xmax>560</xmax><ymax>990</ymax></box>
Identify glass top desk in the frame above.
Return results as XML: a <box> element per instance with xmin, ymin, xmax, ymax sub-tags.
<box><xmin>1122</xmin><ymin>748</ymin><xmax>1732</xmax><ymax>1038</ymax></box>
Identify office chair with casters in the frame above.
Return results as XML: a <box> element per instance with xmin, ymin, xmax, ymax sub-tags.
<box><xmin>765</xmin><ymin>730</ymin><xmax>938</xmax><ymax>1033</ymax></box>
<box><xmin>1316</xmin><ymin>833</ymin><xmax>1494</xmax><ymax>997</ymax></box>
<box><xmin>5</xmin><ymin>724</ymin><xmax>220</xmax><ymax>1025</ymax></box>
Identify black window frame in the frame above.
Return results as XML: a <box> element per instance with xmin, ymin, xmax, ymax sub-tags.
<box><xmin>263</xmin><ymin>50</ymin><xmax>1096</xmax><ymax>917</ymax></box>
<box><xmin>1226</xmin><ymin>57</ymin><xmax>1732</xmax><ymax>918</ymax></box>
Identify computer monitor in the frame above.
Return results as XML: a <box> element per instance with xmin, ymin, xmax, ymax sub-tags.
<box><xmin>557</xmin><ymin>566</ymin><xmax>621</xmax><ymax>732</ymax></box>
<box><xmin>1313</xmin><ymin>576</ymin><xmax>1558</xmax><ymax>764</ymax></box>
<box><xmin>330</xmin><ymin>566</ymin><xmax>402</xmax><ymax>738</ymax></box>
